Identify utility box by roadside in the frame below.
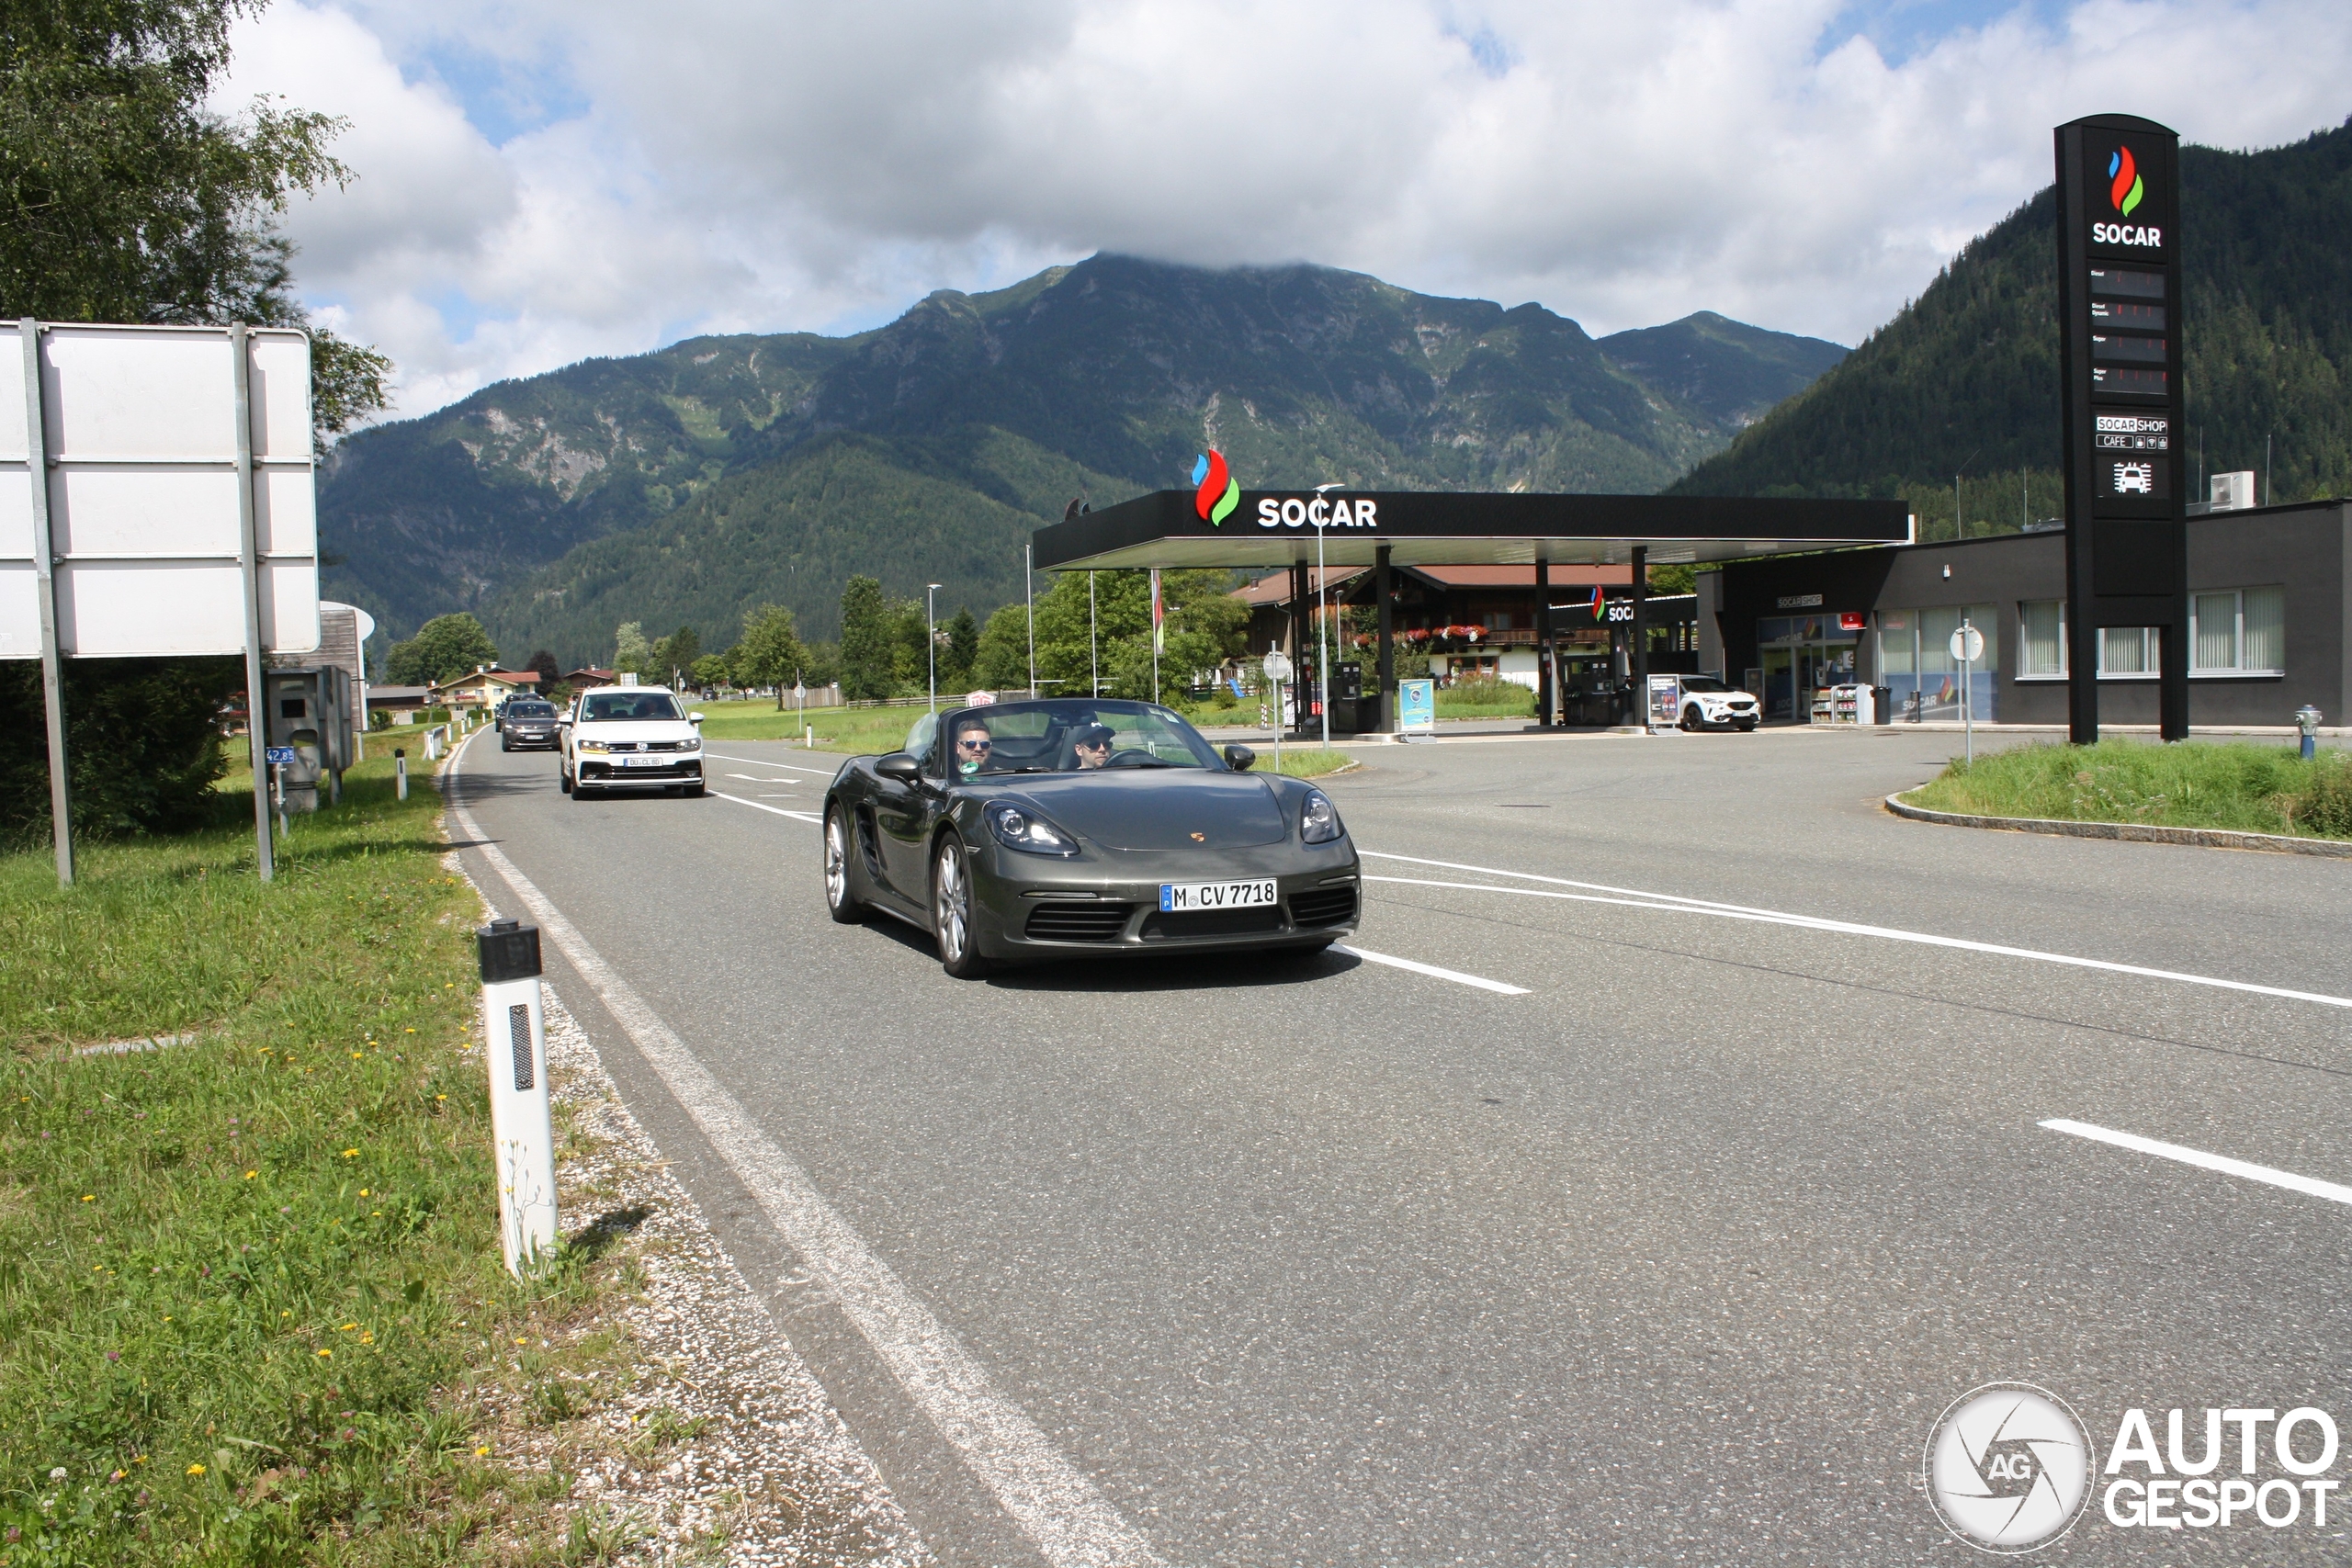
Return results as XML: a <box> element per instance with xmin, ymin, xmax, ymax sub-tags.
<box><xmin>477</xmin><ymin>919</ymin><xmax>558</xmax><ymax>1276</ymax></box>
<box><xmin>263</xmin><ymin>665</ymin><xmax>354</xmax><ymax>813</ymax></box>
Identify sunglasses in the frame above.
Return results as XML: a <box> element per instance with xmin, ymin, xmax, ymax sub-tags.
<box><xmin>957</xmin><ymin>737</ymin><xmax>992</xmax><ymax>750</ymax></box>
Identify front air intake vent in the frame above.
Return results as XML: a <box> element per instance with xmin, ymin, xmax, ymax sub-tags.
<box><xmin>1025</xmin><ymin>902</ymin><xmax>1135</xmax><ymax>942</ymax></box>
<box><xmin>1288</xmin><ymin>887</ymin><xmax>1358</xmax><ymax>928</ymax></box>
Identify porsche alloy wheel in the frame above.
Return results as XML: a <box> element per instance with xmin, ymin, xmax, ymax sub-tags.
<box><xmin>932</xmin><ymin>834</ymin><xmax>990</xmax><ymax>978</ymax></box>
<box><xmin>824</xmin><ymin>807</ymin><xmax>864</xmax><ymax>923</ymax></box>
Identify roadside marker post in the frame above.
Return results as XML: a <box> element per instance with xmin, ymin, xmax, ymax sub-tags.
<box><xmin>394</xmin><ymin>748</ymin><xmax>407</xmax><ymax>801</ymax></box>
<box><xmin>477</xmin><ymin>918</ymin><xmax>558</xmax><ymax>1276</ymax></box>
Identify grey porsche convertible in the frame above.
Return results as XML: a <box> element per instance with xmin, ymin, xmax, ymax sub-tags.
<box><xmin>822</xmin><ymin>698</ymin><xmax>1361</xmax><ymax>977</ymax></box>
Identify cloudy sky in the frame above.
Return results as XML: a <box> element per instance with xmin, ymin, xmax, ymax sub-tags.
<box><xmin>219</xmin><ymin>0</ymin><xmax>2352</xmax><ymax>422</ymax></box>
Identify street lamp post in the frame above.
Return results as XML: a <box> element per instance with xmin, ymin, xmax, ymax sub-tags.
<box><xmin>1314</xmin><ymin>483</ymin><xmax>1342</xmax><ymax>751</ymax></box>
<box><xmin>926</xmin><ymin>583</ymin><xmax>943</xmax><ymax>714</ymax></box>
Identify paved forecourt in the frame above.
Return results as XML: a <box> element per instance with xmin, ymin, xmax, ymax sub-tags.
<box><xmin>446</xmin><ymin>725</ymin><xmax>2352</xmax><ymax>1566</ymax></box>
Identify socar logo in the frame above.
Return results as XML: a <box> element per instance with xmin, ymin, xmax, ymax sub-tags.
<box><xmin>1191</xmin><ymin>449</ymin><xmax>1240</xmax><ymax>525</ymax></box>
<box><xmin>2109</xmin><ymin>148</ymin><xmax>2143</xmax><ymax>218</ymax></box>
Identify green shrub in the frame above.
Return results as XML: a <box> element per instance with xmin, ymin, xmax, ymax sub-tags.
<box><xmin>0</xmin><ymin>658</ymin><xmax>243</xmax><ymax>844</ymax></box>
<box><xmin>2297</xmin><ymin>754</ymin><xmax>2352</xmax><ymax>836</ymax></box>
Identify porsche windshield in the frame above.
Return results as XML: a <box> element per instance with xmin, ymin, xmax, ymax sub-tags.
<box><xmin>582</xmin><ymin>691</ymin><xmax>683</xmax><ymax>721</ymax></box>
<box><xmin>935</xmin><ymin>700</ymin><xmax>1226</xmax><ymax>774</ymax></box>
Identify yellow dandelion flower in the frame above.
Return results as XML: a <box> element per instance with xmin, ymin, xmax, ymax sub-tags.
<box><xmin>340</xmin><ymin>1322</ymin><xmax>357</xmax><ymax>1331</ymax></box>
<box><xmin>187</xmin><ymin>1463</ymin><xmax>205</xmax><ymax>1476</ymax></box>
<box><xmin>474</xmin><ymin>1445</ymin><xmax>490</xmax><ymax>1456</ymax></box>
<box><xmin>316</xmin><ymin>1348</ymin><xmax>331</xmax><ymax>1358</ymax></box>
<box><xmin>342</xmin><ymin>1149</ymin><xmax>357</xmax><ymax>1157</ymax></box>
<box><xmin>358</xmin><ymin>1189</ymin><xmax>369</xmax><ymax>1197</ymax></box>
<box><xmin>243</xmin><ymin>1170</ymin><xmax>256</xmax><ymax>1179</ymax></box>
<box><xmin>81</xmin><ymin>1194</ymin><xmax>95</xmax><ymax>1202</ymax></box>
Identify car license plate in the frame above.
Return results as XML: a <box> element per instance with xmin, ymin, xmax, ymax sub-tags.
<box><xmin>1159</xmin><ymin>879</ymin><xmax>1277</xmax><ymax>912</ymax></box>
<box><xmin>617</xmin><ymin>754</ymin><xmax>668</xmax><ymax>768</ymax></box>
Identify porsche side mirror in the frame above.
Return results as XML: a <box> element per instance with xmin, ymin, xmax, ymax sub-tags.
<box><xmin>876</xmin><ymin>752</ymin><xmax>922</xmax><ymax>782</ymax></box>
<box><xmin>1224</xmin><ymin>744</ymin><xmax>1256</xmax><ymax>772</ymax></box>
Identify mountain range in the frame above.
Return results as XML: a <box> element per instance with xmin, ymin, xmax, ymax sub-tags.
<box><xmin>1674</xmin><ymin>118</ymin><xmax>2352</xmax><ymax>511</ymax></box>
<box><xmin>319</xmin><ymin>258</ymin><xmax>1845</xmax><ymax>659</ymax></box>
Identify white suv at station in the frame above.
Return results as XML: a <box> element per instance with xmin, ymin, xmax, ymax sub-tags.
<box><xmin>560</xmin><ymin>685</ymin><xmax>707</xmax><ymax>799</ymax></box>
<box><xmin>1674</xmin><ymin>675</ymin><xmax>1761</xmax><ymax>732</ymax></box>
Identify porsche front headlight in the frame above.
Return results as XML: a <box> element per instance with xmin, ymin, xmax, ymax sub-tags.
<box><xmin>985</xmin><ymin>801</ymin><xmax>1080</xmax><ymax>856</ymax></box>
<box><xmin>1300</xmin><ymin>789</ymin><xmax>1344</xmax><ymax>844</ymax></box>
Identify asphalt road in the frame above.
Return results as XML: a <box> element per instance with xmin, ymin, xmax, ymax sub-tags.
<box><xmin>448</xmin><ymin>726</ymin><xmax>2352</xmax><ymax>1565</ymax></box>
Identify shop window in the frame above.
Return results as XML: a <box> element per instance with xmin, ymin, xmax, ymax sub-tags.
<box><xmin>2189</xmin><ymin>587</ymin><xmax>2285</xmax><ymax>674</ymax></box>
<box><xmin>2019</xmin><ymin>589</ymin><xmax>2284</xmax><ymax>680</ymax></box>
<box><xmin>2102</xmin><ymin>626</ymin><xmax>2154</xmax><ymax>675</ymax></box>
<box><xmin>2018</xmin><ymin>601</ymin><xmax>2064</xmax><ymax>677</ymax></box>
<box><xmin>1876</xmin><ymin>604</ymin><xmax>1994</xmax><ymax>721</ymax></box>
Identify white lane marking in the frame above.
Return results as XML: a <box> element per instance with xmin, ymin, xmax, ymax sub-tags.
<box><xmin>2041</xmin><ymin>1119</ymin><xmax>2352</xmax><ymax>1208</ymax></box>
<box><xmin>1332</xmin><ymin>944</ymin><xmax>1529</xmax><ymax>995</ymax></box>
<box><xmin>1362</xmin><ymin>853</ymin><xmax>2352</xmax><ymax>1011</ymax></box>
<box><xmin>445</xmin><ymin>750</ymin><xmax>1166</xmax><ymax>1568</ymax></box>
<box><xmin>710</xmin><ymin>790</ymin><xmax>823</xmax><ymax>824</ymax></box>
<box><xmin>727</xmin><ymin>772</ymin><xmax>800</xmax><ymax>783</ymax></box>
<box><xmin>708</xmin><ymin>750</ymin><xmax>841</xmax><ymax>776</ymax></box>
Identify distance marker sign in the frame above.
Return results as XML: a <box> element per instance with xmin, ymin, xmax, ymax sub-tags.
<box><xmin>2053</xmin><ymin>113</ymin><xmax>2188</xmax><ymax>742</ymax></box>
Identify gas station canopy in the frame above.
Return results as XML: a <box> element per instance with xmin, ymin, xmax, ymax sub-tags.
<box><xmin>1031</xmin><ymin>489</ymin><xmax>1914</xmax><ymax>571</ymax></box>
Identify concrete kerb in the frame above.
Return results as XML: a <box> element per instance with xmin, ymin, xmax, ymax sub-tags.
<box><xmin>1883</xmin><ymin>791</ymin><xmax>2352</xmax><ymax>858</ymax></box>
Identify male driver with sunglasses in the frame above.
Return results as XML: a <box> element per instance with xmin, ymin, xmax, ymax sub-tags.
<box><xmin>952</xmin><ymin>716</ymin><xmax>999</xmax><ymax>777</ymax></box>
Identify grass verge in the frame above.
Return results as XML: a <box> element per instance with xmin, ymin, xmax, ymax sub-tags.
<box><xmin>1901</xmin><ymin>739</ymin><xmax>2352</xmax><ymax>840</ymax></box>
<box><xmin>0</xmin><ymin>750</ymin><xmax>646</xmax><ymax>1564</ymax></box>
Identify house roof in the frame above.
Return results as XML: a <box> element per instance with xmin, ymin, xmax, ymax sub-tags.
<box><xmin>426</xmin><ymin>668</ymin><xmax>538</xmax><ymax>696</ymax></box>
<box><xmin>1231</xmin><ymin>568</ymin><xmax>1363</xmax><ymax>606</ymax></box>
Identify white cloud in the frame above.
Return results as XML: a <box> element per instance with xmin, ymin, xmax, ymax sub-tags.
<box><xmin>223</xmin><ymin>0</ymin><xmax>2352</xmax><ymax>421</ymax></box>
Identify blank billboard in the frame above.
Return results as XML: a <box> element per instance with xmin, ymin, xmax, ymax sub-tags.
<box><xmin>0</xmin><ymin>322</ymin><xmax>318</xmax><ymax>659</ymax></box>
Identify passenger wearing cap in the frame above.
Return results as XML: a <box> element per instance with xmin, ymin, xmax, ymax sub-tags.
<box><xmin>1069</xmin><ymin>723</ymin><xmax>1116</xmax><ymax>769</ymax></box>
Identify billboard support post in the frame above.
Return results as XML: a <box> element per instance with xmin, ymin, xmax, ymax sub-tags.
<box><xmin>231</xmin><ymin>323</ymin><xmax>275</xmax><ymax>882</ymax></box>
<box><xmin>20</xmin><ymin>321</ymin><xmax>72</xmax><ymax>887</ymax></box>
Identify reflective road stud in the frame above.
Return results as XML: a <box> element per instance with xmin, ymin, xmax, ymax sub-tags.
<box><xmin>477</xmin><ymin>918</ymin><xmax>558</xmax><ymax>1275</ymax></box>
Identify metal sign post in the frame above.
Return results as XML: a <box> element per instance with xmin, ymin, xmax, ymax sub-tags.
<box><xmin>232</xmin><ymin>325</ymin><xmax>276</xmax><ymax>879</ymax></box>
<box><xmin>1951</xmin><ymin>621</ymin><xmax>1984</xmax><ymax>765</ymax></box>
<box><xmin>18</xmin><ymin>321</ymin><xmax>72</xmax><ymax>886</ymax></box>
<box><xmin>1262</xmin><ymin>649</ymin><xmax>1293</xmax><ymax>773</ymax></box>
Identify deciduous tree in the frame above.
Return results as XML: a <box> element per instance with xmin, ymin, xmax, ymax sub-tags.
<box><xmin>384</xmin><ymin>614</ymin><xmax>499</xmax><ymax>687</ymax></box>
<box><xmin>732</xmin><ymin>604</ymin><xmax>808</xmax><ymax>709</ymax></box>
